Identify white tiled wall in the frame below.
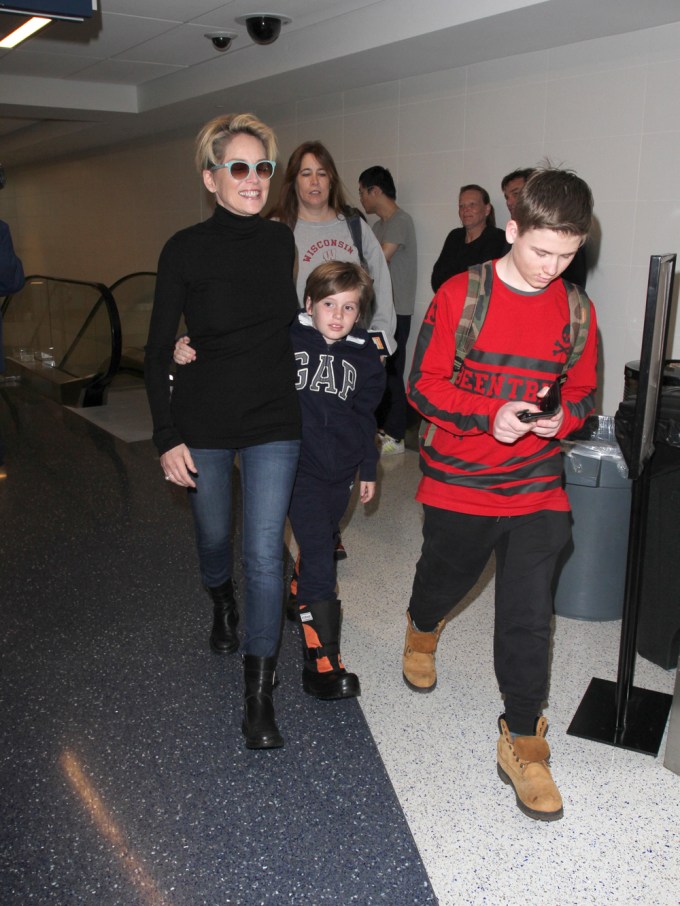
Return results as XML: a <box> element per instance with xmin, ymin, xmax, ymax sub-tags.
<box><xmin>5</xmin><ymin>21</ymin><xmax>680</xmax><ymax>415</ymax></box>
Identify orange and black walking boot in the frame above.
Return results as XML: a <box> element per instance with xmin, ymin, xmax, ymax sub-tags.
<box><xmin>298</xmin><ymin>598</ymin><xmax>360</xmax><ymax>700</ymax></box>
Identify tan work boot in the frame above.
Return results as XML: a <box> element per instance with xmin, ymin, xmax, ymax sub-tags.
<box><xmin>497</xmin><ymin>715</ymin><xmax>564</xmax><ymax>821</ymax></box>
<box><xmin>402</xmin><ymin>611</ymin><xmax>445</xmax><ymax>692</ymax></box>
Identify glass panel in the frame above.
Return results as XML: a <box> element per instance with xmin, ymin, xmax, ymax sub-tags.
<box><xmin>2</xmin><ymin>275</ymin><xmax>120</xmax><ymax>393</ymax></box>
<box><xmin>113</xmin><ymin>273</ymin><xmax>156</xmax><ymax>370</ymax></box>
<box><xmin>112</xmin><ymin>272</ymin><xmax>188</xmax><ymax>373</ymax></box>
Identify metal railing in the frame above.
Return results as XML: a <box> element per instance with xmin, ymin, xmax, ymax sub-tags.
<box><xmin>1</xmin><ymin>270</ymin><xmax>164</xmax><ymax>405</ymax></box>
<box><xmin>2</xmin><ymin>275</ymin><xmax>121</xmax><ymax>406</ymax></box>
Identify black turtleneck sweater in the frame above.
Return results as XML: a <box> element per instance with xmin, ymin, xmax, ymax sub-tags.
<box><xmin>145</xmin><ymin>205</ymin><xmax>302</xmax><ymax>455</ymax></box>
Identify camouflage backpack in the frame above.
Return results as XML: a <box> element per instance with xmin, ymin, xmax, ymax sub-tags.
<box><xmin>453</xmin><ymin>260</ymin><xmax>591</xmax><ymax>377</ymax></box>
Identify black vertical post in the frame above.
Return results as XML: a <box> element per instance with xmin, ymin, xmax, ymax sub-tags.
<box><xmin>567</xmin><ymin>254</ymin><xmax>676</xmax><ymax>755</ymax></box>
<box><xmin>613</xmin><ymin>469</ymin><xmax>650</xmax><ymax>739</ymax></box>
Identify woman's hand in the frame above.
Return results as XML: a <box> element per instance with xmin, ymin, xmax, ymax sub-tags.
<box><xmin>174</xmin><ymin>335</ymin><xmax>196</xmax><ymax>365</ymax></box>
<box><xmin>359</xmin><ymin>481</ymin><xmax>376</xmax><ymax>504</ymax></box>
<box><xmin>160</xmin><ymin>444</ymin><xmax>197</xmax><ymax>488</ymax></box>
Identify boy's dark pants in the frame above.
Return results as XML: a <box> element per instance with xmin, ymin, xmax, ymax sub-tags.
<box><xmin>409</xmin><ymin>505</ymin><xmax>571</xmax><ymax>735</ymax></box>
<box><xmin>289</xmin><ymin>471</ymin><xmax>354</xmax><ymax>602</ymax></box>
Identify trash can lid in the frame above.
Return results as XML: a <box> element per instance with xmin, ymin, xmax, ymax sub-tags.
<box><xmin>565</xmin><ymin>414</ymin><xmax>618</xmax><ymax>445</ymax></box>
<box><xmin>624</xmin><ymin>359</ymin><xmax>680</xmax><ymax>386</ymax></box>
<box><xmin>615</xmin><ymin>388</ymin><xmax>680</xmax><ymax>466</ymax></box>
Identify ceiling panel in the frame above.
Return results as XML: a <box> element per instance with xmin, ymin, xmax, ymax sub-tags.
<box><xmin>73</xmin><ymin>57</ymin><xmax>184</xmax><ymax>84</ymax></box>
<box><xmin>113</xmin><ymin>22</ymin><xmax>233</xmax><ymax>67</ymax></box>
<box><xmin>29</xmin><ymin>10</ymin><xmax>180</xmax><ymax>56</ymax></box>
<box><xmin>104</xmin><ymin>0</ymin><xmax>233</xmax><ymax>19</ymax></box>
<box><xmin>0</xmin><ymin>46</ymin><xmax>100</xmax><ymax>75</ymax></box>
<box><xmin>1</xmin><ymin>0</ymin><xmax>680</xmax><ymax>167</ymax></box>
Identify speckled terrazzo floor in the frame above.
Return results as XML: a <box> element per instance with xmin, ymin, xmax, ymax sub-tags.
<box><xmin>337</xmin><ymin>449</ymin><xmax>680</xmax><ymax>906</ymax></box>
<box><xmin>2</xmin><ymin>384</ymin><xmax>679</xmax><ymax>906</ymax></box>
<box><xmin>0</xmin><ymin>384</ymin><xmax>436</xmax><ymax>906</ymax></box>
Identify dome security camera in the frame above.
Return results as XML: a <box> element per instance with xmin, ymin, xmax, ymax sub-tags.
<box><xmin>205</xmin><ymin>32</ymin><xmax>236</xmax><ymax>52</ymax></box>
<box><xmin>236</xmin><ymin>13</ymin><xmax>291</xmax><ymax>46</ymax></box>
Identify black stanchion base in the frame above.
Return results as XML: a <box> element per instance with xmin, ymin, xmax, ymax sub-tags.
<box><xmin>567</xmin><ymin>677</ymin><xmax>672</xmax><ymax>756</ymax></box>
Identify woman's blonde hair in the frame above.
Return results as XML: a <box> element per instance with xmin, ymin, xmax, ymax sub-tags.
<box><xmin>194</xmin><ymin>113</ymin><xmax>277</xmax><ymax>173</ymax></box>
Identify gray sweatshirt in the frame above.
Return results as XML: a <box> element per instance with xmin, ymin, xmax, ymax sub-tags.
<box><xmin>294</xmin><ymin>214</ymin><xmax>397</xmax><ymax>355</ymax></box>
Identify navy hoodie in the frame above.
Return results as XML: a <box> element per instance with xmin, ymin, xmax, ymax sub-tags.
<box><xmin>291</xmin><ymin>312</ymin><xmax>386</xmax><ymax>483</ymax></box>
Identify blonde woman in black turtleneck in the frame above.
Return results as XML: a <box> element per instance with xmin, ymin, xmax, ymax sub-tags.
<box><xmin>144</xmin><ymin>114</ymin><xmax>301</xmax><ymax>751</ymax></box>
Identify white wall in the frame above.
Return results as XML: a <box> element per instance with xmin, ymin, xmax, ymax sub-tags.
<box><xmin>5</xmin><ymin>21</ymin><xmax>680</xmax><ymax>415</ymax></box>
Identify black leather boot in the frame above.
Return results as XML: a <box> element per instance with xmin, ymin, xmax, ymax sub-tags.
<box><xmin>242</xmin><ymin>655</ymin><xmax>284</xmax><ymax>749</ymax></box>
<box><xmin>208</xmin><ymin>579</ymin><xmax>239</xmax><ymax>654</ymax></box>
<box><xmin>298</xmin><ymin>599</ymin><xmax>360</xmax><ymax>700</ymax></box>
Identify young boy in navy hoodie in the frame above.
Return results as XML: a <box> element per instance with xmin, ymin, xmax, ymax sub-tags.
<box><xmin>289</xmin><ymin>261</ymin><xmax>385</xmax><ymax>701</ymax></box>
<box><xmin>174</xmin><ymin>261</ymin><xmax>385</xmax><ymax>701</ymax></box>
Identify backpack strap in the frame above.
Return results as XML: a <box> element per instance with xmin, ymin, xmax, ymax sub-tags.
<box><xmin>454</xmin><ymin>266</ymin><xmax>591</xmax><ymax>377</ymax></box>
<box><xmin>561</xmin><ymin>279</ymin><xmax>591</xmax><ymax>373</ymax></box>
<box><xmin>420</xmin><ymin>265</ymin><xmax>591</xmax><ymax>448</ymax></box>
<box><xmin>453</xmin><ymin>261</ymin><xmax>494</xmax><ymax>377</ymax></box>
<box><xmin>419</xmin><ymin>261</ymin><xmax>493</xmax><ymax>445</ymax></box>
<box><xmin>346</xmin><ymin>214</ymin><xmax>368</xmax><ymax>270</ymax></box>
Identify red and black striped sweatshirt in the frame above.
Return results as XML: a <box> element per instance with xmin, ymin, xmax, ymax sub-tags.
<box><xmin>407</xmin><ymin>261</ymin><xmax>598</xmax><ymax>516</ymax></box>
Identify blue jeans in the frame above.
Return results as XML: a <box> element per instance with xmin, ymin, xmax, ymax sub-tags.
<box><xmin>188</xmin><ymin>440</ymin><xmax>301</xmax><ymax>657</ymax></box>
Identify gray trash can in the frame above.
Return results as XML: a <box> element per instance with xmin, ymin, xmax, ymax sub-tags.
<box><xmin>554</xmin><ymin>415</ymin><xmax>631</xmax><ymax>621</ymax></box>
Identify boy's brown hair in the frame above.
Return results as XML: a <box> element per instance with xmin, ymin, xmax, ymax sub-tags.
<box><xmin>513</xmin><ymin>166</ymin><xmax>593</xmax><ymax>238</ymax></box>
<box><xmin>304</xmin><ymin>262</ymin><xmax>374</xmax><ymax>320</ymax></box>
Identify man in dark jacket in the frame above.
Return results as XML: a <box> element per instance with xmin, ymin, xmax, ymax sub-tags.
<box><xmin>0</xmin><ymin>212</ymin><xmax>26</xmax><ymax>478</ymax></box>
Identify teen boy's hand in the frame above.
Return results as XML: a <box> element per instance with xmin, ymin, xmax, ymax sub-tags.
<box><xmin>493</xmin><ymin>402</ymin><xmax>538</xmax><ymax>443</ymax></box>
<box><xmin>359</xmin><ymin>481</ymin><xmax>376</xmax><ymax>503</ymax></box>
<box><xmin>529</xmin><ymin>408</ymin><xmax>564</xmax><ymax>438</ymax></box>
<box><xmin>523</xmin><ymin>382</ymin><xmax>565</xmax><ymax>438</ymax></box>
<box><xmin>493</xmin><ymin>389</ymin><xmax>564</xmax><ymax>443</ymax></box>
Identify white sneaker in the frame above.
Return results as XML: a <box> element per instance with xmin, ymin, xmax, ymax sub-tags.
<box><xmin>380</xmin><ymin>433</ymin><xmax>405</xmax><ymax>455</ymax></box>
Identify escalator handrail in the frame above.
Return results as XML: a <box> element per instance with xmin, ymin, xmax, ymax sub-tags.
<box><xmin>108</xmin><ymin>271</ymin><xmax>157</xmax><ymax>378</ymax></box>
<box><xmin>109</xmin><ymin>270</ymin><xmax>157</xmax><ymax>293</ymax></box>
<box><xmin>2</xmin><ymin>272</ymin><xmax>160</xmax><ymax>394</ymax></box>
<box><xmin>2</xmin><ymin>274</ymin><xmax>122</xmax><ymax>393</ymax></box>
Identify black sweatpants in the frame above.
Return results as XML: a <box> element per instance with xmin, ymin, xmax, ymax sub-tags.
<box><xmin>409</xmin><ymin>505</ymin><xmax>571</xmax><ymax>735</ymax></box>
<box><xmin>288</xmin><ymin>471</ymin><xmax>354</xmax><ymax>603</ymax></box>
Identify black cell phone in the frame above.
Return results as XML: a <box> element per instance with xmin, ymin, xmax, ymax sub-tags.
<box><xmin>517</xmin><ymin>377</ymin><xmax>563</xmax><ymax>423</ymax></box>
